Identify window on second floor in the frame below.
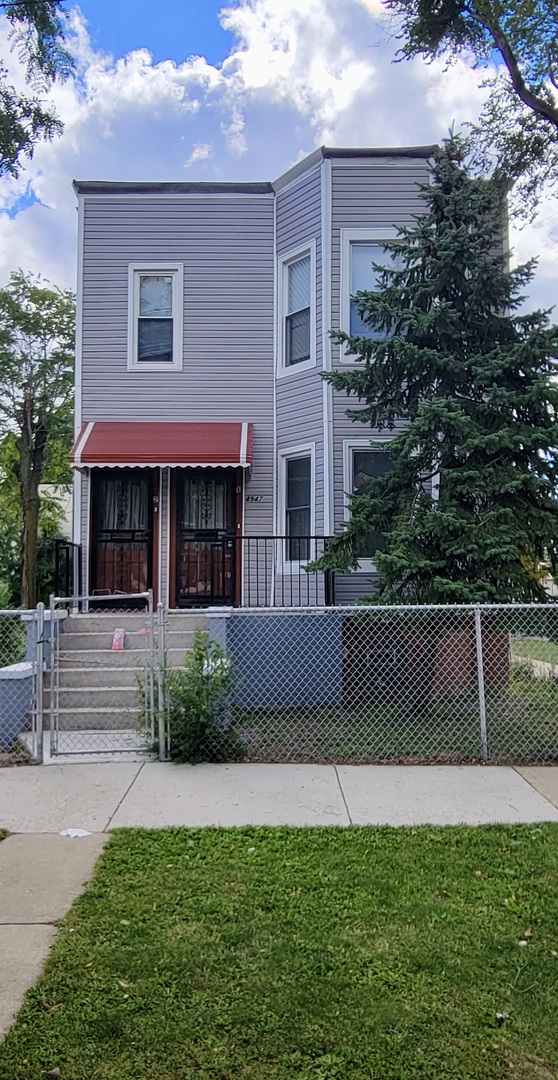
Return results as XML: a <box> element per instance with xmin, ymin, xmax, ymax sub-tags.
<box><xmin>278</xmin><ymin>242</ymin><xmax>316</xmax><ymax>375</ymax></box>
<box><xmin>128</xmin><ymin>264</ymin><xmax>183</xmax><ymax>371</ymax></box>
<box><xmin>341</xmin><ymin>229</ymin><xmax>401</xmax><ymax>354</ymax></box>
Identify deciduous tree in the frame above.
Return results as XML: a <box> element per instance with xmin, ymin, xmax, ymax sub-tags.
<box><xmin>383</xmin><ymin>0</ymin><xmax>558</xmax><ymax>217</ymax></box>
<box><xmin>0</xmin><ymin>0</ymin><xmax>72</xmax><ymax>176</ymax></box>
<box><xmin>0</xmin><ymin>270</ymin><xmax>74</xmax><ymax>607</ymax></box>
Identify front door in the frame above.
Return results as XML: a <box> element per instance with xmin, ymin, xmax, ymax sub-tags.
<box><xmin>90</xmin><ymin>470</ymin><xmax>154</xmax><ymax>600</ymax></box>
<box><xmin>175</xmin><ymin>470</ymin><xmax>238</xmax><ymax>607</ymax></box>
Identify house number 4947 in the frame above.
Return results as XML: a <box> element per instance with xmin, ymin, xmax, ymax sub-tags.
<box><xmin>246</xmin><ymin>495</ymin><xmax>263</xmax><ymax>503</ymax></box>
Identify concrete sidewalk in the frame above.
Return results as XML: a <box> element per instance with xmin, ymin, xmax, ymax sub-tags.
<box><xmin>2</xmin><ymin>761</ymin><xmax>558</xmax><ymax>832</ymax></box>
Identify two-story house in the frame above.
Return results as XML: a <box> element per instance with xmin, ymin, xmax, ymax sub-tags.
<box><xmin>69</xmin><ymin>144</ymin><xmax>435</xmax><ymax>608</ymax></box>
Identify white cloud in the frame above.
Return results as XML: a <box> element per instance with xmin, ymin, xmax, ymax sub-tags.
<box><xmin>510</xmin><ymin>206</ymin><xmax>558</xmax><ymax>313</ymax></box>
<box><xmin>220</xmin><ymin>104</ymin><xmax>247</xmax><ymax>157</ymax></box>
<box><xmin>220</xmin><ymin>0</ymin><xmax>373</xmax><ymax>136</ymax></box>
<box><xmin>0</xmin><ymin>0</ymin><xmax>554</xmax><ymax>317</ymax></box>
<box><xmin>184</xmin><ymin>142</ymin><xmax>213</xmax><ymax>167</ymax></box>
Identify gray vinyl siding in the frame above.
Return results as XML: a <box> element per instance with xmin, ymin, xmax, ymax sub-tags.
<box><xmin>81</xmin><ymin>194</ymin><xmax>275</xmax><ymax>543</ymax></box>
<box><xmin>334</xmin><ymin>571</ymin><xmax>379</xmax><ymax>605</ymax></box>
<box><xmin>78</xmin><ymin>152</ymin><xmax>438</xmax><ymax>607</ymax></box>
<box><xmin>330</xmin><ymin>162</ymin><xmax>429</xmax><ymax>356</ymax></box>
<box><xmin>330</xmin><ymin>162</ymin><xmax>429</xmax><ymax>603</ymax></box>
<box><xmin>275</xmin><ymin>165</ymin><xmax>325</xmax><ymax>534</ymax></box>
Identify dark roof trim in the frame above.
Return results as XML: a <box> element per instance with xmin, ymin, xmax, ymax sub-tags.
<box><xmin>73</xmin><ymin>180</ymin><xmax>274</xmax><ymax>195</ymax></box>
<box><xmin>272</xmin><ymin>144</ymin><xmax>437</xmax><ymax>191</ymax></box>
<box><xmin>322</xmin><ymin>145</ymin><xmax>437</xmax><ymax>160</ymax></box>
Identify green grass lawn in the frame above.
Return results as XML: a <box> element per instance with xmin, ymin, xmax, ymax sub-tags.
<box><xmin>232</xmin><ymin>680</ymin><xmax>558</xmax><ymax>764</ymax></box>
<box><xmin>512</xmin><ymin>637</ymin><xmax>558</xmax><ymax>667</ymax></box>
<box><xmin>3</xmin><ymin>827</ymin><xmax>558</xmax><ymax>1079</ymax></box>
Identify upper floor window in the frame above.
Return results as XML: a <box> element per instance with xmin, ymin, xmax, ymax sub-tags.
<box><xmin>128</xmin><ymin>264</ymin><xmax>183</xmax><ymax>371</ymax></box>
<box><xmin>340</xmin><ymin>229</ymin><xmax>400</xmax><ymax>354</ymax></box>
<box><xmin>278</xmin><ymin>242</ymin><xmax>316</xmax><ymax>375</ymax></box>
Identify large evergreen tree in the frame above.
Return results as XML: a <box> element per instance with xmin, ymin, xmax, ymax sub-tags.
<box><xmin>319</xmin><ymin>137</ymin><xmax>558</xmax><ymax>604</ymax></box>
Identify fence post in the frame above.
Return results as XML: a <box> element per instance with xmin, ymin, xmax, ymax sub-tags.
<box><xmin>34</xmin><ymin>602</ymin><xmax>44</xmax><ymax>764</ymax></box>
<box><xmin>145</xmin><ymin>590</ymin><xmax>155</xmax><ymax>745</ymax></box>
<box><xmin>474</xmin><ymin>606</ymin><xmax>488</xmax><ymax>761</ymax></box>
<box><xmin>48</xmin><ymin>593</ymin><xmax>58</xmax><ymax>757</ymax></box>
<box><xmin>156</xmin><ymin>602</ymin><xmax>167</xmax><ymax>761</ymax></box>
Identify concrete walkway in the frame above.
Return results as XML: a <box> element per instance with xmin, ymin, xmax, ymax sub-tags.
<box><xmin>2</xmin><ymin>762</ymin><xmax>558</xmax><ymax>1040</ymax></box>
<box><xmin>0</xmin><ymin>833</ymin><xmax>106</xmax><ymax>1036</ymax></box>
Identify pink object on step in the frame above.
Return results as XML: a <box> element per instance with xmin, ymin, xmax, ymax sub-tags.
<box><xmin>111</xmin><ymin>628</ymin><xmax>125</xmax><ymax>650</ymax></box>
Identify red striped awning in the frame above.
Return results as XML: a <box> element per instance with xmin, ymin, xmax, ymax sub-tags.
<box><xmin>70</xmin><ymin>421</ymin><xmax>253</xmax><ymax>468</ymax></box>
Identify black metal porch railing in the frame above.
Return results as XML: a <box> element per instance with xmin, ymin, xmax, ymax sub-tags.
<box><xmin>176</xmin><ymin>535</ymin><xmax>335</xmax><ymax>607</ymax></box>
<box><xmin>241</xmin><ymin>536</ymin><xmax>335</xmax><ymax>607</ymax></box>
<box><xmin>54</xmin><ymin>535</ymin><xmax>335</xmax><ymax>607</ymax></box>
<box><xmin>54</xmin><ymin>538</ymin><xmax>82</xmax><ymax>600</ymax></box>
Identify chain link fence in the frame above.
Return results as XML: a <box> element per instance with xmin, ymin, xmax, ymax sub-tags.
<box><xmin>0</xmin><ymin>608</ymin><xmax>42</xmax><ymax>765</ymax></box>
<box><xmin>4</xmin><ymin>600</ymin><xmax>558</xmax><ymax>767</ymax></box>
<box><xmin>194</xmin><ymin>604</ymin><xmax>558</xmax><ymax>765</ymax></box>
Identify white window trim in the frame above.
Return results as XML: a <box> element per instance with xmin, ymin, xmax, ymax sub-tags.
<box><xmin>127</xmin><ymin>262</ymin><xmax>184</xmax><ymax>372</ymax></box>
<box><xmin>339</xmin><ymin>228</ymin><xmax>399</xmax><ymax>364</ymax></box>
<box><xmin>342</xmin><ymin>437</ymin><xmax>395</xmax><ymax>573</ymax></box>
<box><xmin>277</xmin><ymin>240</ymin><xmax>317</xmax><ymax>378</ymax></box>
<box><xmin>277</xmin><ymin>442</ymin><xmax>316</xmax><ymax>573</ymax></box>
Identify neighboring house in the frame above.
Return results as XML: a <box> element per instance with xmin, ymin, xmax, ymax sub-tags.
<box><xmin>70</xmin><ymin>144</ymin><xmax>435</xmax><ymax>608</ymax></box>
<box><xmin>40</xmin><ymin>485</ymin><xmax>73</xmax><ymax>540</ymax></box>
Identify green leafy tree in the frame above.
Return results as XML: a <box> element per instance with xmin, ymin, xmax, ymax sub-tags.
<box><xmin>317</xmin><ymin>137</ymin><xmax>558</xmax><ymax>604</ymax></box>
<box><xmin>0</xmin><ymin>271</ymin><xmax>74</xmax><ymax>608</ymax></box>
<box><xmin>383</xmin><ymin>0</ymin><xmax>558</xmax><ymax>218</ymax></box>
<box><xmin>0</xmin><ymin>0</ymin><xmax>72</xmax><ymax>176</ymax></box>
<box><xmin>0</xmin><ymin>434</ymin><xmax>69</xmax><ymax>605</ymax></box>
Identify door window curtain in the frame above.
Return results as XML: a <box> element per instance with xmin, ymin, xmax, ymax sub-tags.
<box><xmin>99</xmin><ymin>475</ymin><xmax>149</xmax><ymax>531</ymax></box>
<box><xmin>181</xmin><ymin>474</ymin><xmax>230</xmax><ymax>530</ymax></box>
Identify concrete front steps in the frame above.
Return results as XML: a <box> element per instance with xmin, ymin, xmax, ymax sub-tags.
<box><xmin>47</xmin><ymin>611</ymin><xmax>209</xmax><ymax>732</ymax></box>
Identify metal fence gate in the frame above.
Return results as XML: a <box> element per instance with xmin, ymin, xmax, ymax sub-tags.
<box><xmin>46</xmin><ymin>592</ymin><xmax>158</xmax><ymax>759</ymax></box>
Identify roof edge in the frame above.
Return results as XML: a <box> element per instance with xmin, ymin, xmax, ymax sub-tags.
<box><xmin>74</xmin><ymin>144</ymin><xmax>439</xmax><ymax>198</ymax></box>
<box><xmin>73</xmin><ymin>180</ymin><xmax>274</xmax><ymax>196</ymax></box>
<box><xmin>272</xmin><ymin>148</ymin><xmax>324</xmax><ymax>192</ymax></box>
<box><xmin>322</xmin><ymin>144</ymin><xmax>438</xmax><ymax>160</ymax></box>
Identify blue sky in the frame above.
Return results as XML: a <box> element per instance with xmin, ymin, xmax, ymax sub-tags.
<box><xmin>71</xmin><ymin>0</ymin><xmax>233</xmax><ymax>67</ymax></box>
<box><xmin>0</xmin><ymin>0</ymin><xmax>555</xmax><ymax>311</ymax></box>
